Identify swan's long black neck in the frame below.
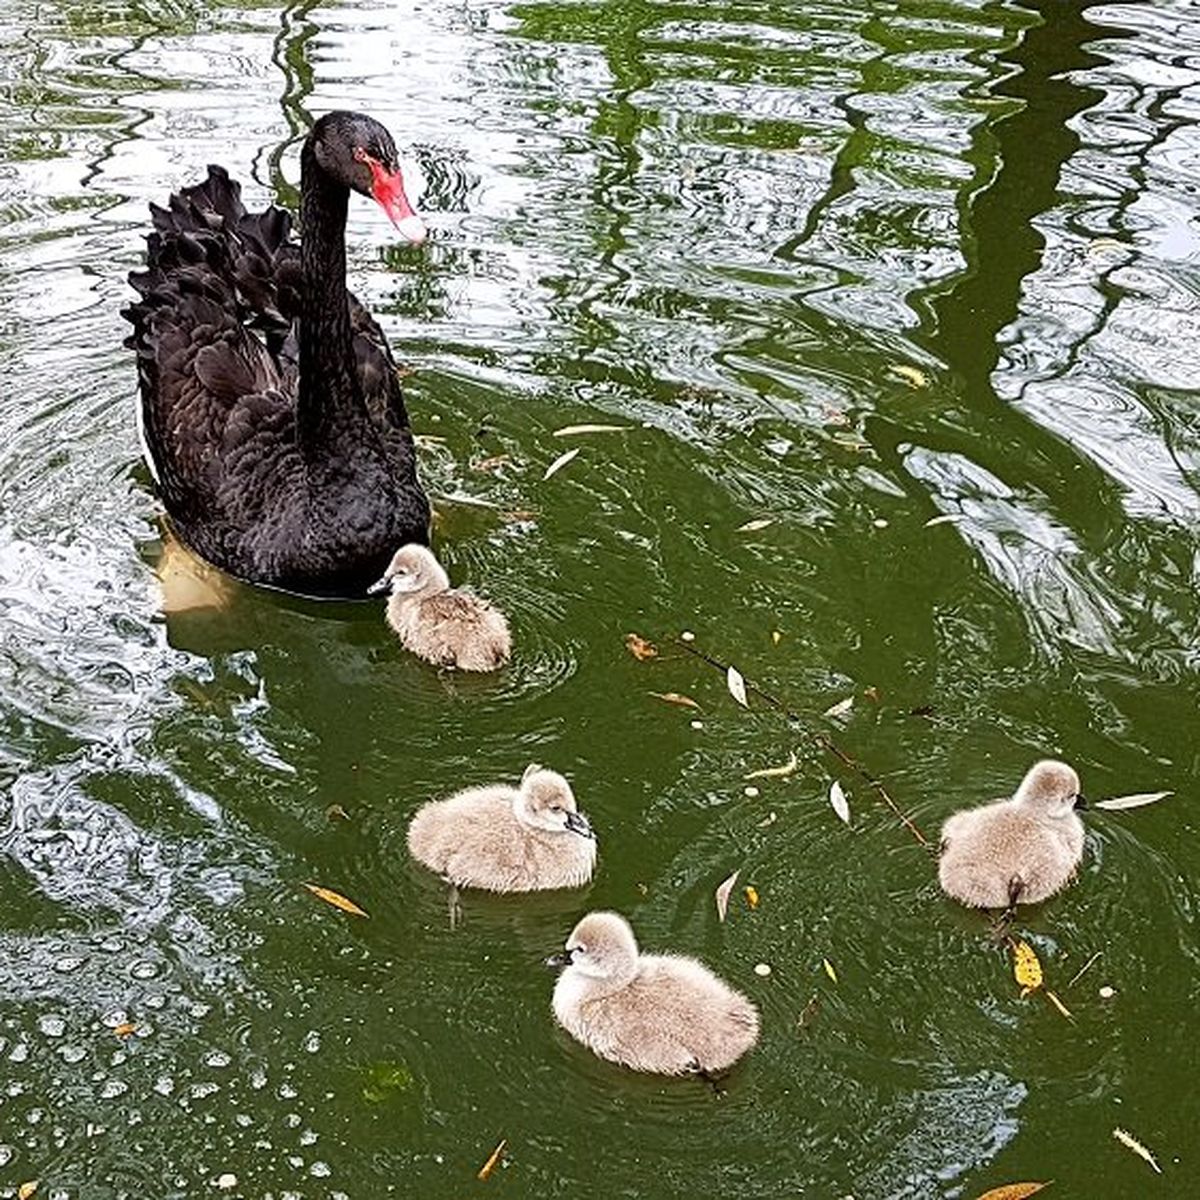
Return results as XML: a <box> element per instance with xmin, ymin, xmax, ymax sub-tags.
<box><xmin>297</xmin><ymin>140</ymin><xmax>364</xmax><ymax>458</ymax></box>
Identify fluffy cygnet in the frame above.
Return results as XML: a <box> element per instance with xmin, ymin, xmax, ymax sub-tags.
<box><xmin>938</xmin><ymin>759</ymin><xmax>1087</xmax><ymax>909</ymax></box>
<box><xmin>368</xmin><ymin>544</ymin><xmax>511</xmax><ymax>671</ymax></box>
<box><xmin>548</xmin><ymin>911</ymin><xmax>759</xmax><ymax>1075</ymax></box>
<box><xmin>407</xmin><ymin>765</ymin><xmax>596</xmax><ymax>892</ymax></box>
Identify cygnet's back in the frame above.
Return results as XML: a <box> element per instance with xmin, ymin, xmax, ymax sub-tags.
<box><xmin>938</xmin><ymin>759</ymin><xmax>1086</xmax><ymax>908</ymax></box>
<box><xmin>408</xmin><ymin>765</ymin><xmax>596</xmax><ymax>893</ymax></box>
<box><xmin>370</xmin><ymin>544</ymin><xmax>511</xmax><ymax>672</ymax></box>
<box><xmin>550</xmin><ymin>912</ymin><xmax>759</xmax><ymax>1075</ymax></box>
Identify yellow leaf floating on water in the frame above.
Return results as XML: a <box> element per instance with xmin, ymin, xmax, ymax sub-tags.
<box><xmin>649</xmin><ymin>691</ymin><xmax>701</xmax><ymax>710</ymax></box>
<box><xmin>744</xmin><ymin>751</ymin><xmax>798</xmax><ymax>781</ymax></box>
<box><xmin>771</xmin><ymin>630</ymin><xmax>782</xmax><ymax>645</ymax></box>
<box><xmin>822</xmin><ymin>957</ymin><xmax>838</xmax><ymax>984</ymax></box>
<box><xmin>304</xmin><ymin>883</ymin><xmax>369</xmax><ymax>918</ymax></box>
<box><xmin>715</xmin><ymin>870</ymin><xmax>739</xmax><ymax>923</ymax></box>
<box><xmin>973</xmin><ymin>1183</ymin><xmax>1051</xmax><ymax>1200</ymax></box>
<box><xmin>477</xmin><ymin>1137</ymin><xmax>508</xmax><ymax>1181</ymax></box>
<box><xmin>744</xmin><ymin>885</ymin><xmax>759</xmax><ymax>909</ymax></box>
<box><xmin>1012</xmin><ymin>939</ymin><xmax>1043</xmax><ymax>994</ymax></box>
<box><xmin>726</xmin><ymin>665</ymin><xmax>749</xmax><ymax>708</ymax></box>
<box><xmin>113</xmin><ymin>1021</ymin><xmax>137</xmax><ymax>1038</ymax></box>
<box><xmin>551</xmin><ymin>424</ymin><xmax>628</xmax><ymax>436</ymax></box>
<box><xmin>542</xmin><ymin>447</ymin><xmax>580</xmax><ymax>480</ymax></box>
<box><xmin>625</xmin><ymin>633</ymin><xmax>658</xmax><ymax>661</ymax></box>
<box><xmin>1112</xmin><ymin>1127</ymin><xmax>1161</xmax><ymax>1174</ymax></box>
<box><xmin>890</xmin><ymin>363</ymin><xmax>929</xmax><ymax>388</ymax></box>
<box><xmin>18</xmin><ymin>1182</ymin><xmax>38</xmax><ymax>1200</ymax></box>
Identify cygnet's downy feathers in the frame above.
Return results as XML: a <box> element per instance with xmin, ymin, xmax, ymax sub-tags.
<box><xmin>408</xmin><ymin>764</ymin><xmax>596</xmax><ymax>892</ymax></box>
<box><xmin>938</xmin><ymin>759</ymin><xmax>1086</xmax><ymax>909</ymax></box>
<box><xmin>370</xmin><ymin>543</ymin><xmax>511</xmax><ymax>672</ymax></box>
<box><xmin>548</xmin><ymin>911</ymin><xmax>759</xmax><ymax>1075</ymax></box>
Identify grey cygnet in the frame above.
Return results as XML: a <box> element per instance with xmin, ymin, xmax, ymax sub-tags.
<box><xmin>369</xmin><ymin>544</ymin><xmax>511</xmax><ymax>671</ymax></box>
<box><xmin>938</xmin><ymin>759</ymin><xmax>1086</xmax><ymax>909</ymax></box>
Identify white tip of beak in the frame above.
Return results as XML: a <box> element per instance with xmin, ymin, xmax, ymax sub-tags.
<box><xmin>395</xmin><ymin>215</ymin><xmax>428</xmax><ymax>245</ymax></box>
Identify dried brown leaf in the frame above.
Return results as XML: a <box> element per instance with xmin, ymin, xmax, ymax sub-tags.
<box><xmin>829</xmin><ymin>780</ymin><xmax>850</xmax><ymax>825</ymax></box>
<box><xmin>113</xmin><ymin>1022</ymin><xmax>137</xmax><ymax>1038</ymax></box>
<box><xmin>477</xmin><ymin>1138</ymin><xmax>508</xmax><ymax>1181</ymax></box>
<box><xmin>973</xmin><ymin>1184</ymin><xmax>1051</xmax><ymax>1200</ymax></box>
<box><xmin>744</xmin><ymin>751</ymin><xmax>798</xmax><ymax>781</ymax></box>
<box><xmin>543</xmin><ymin>447</ymin><xmax>580</xmax><ymax>480</ymax></box>
<box><xmin>18</xmin><ymin>1182</ymin><xmax>38</xmax><ymax>1200</ymax></box>
<box><xmin>1093</xmin><ymin>791</ymin><xmax>1173</xmax><ymax>811</ymax></box>
<box><xmin>625</xmin><ymin>633</ymin><xmax>658</xmax><ymax>661</ymax></box>
<box><xmin>552</xmin><ymin>423</ymin><xmax>628</xmax><ymax>436</ymax></box>
<box><xmin>715</xmin><ymin>870</ymin><xmax>739</xmax><ymax>923</ymax></box>
<box><xmin>304</xmin><ymin>883</ymin><xmax>369</xmax><ymax>918</ymax></box>
<box><xmin>1112</xmin><ymin>1127</ymin><xmax>1161</xmax><ymax>1174</ymax></box>
<box><xmin>744</xmin><ymin>885</ymin><xmax>759</xmax><ymax>909</ymax></box>
<box><xmin>649</xmin><ymin>691</ymin><xmax>701</xmax><ymax>711</ymax></box>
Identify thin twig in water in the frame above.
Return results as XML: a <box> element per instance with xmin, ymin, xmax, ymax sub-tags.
<box><xmin>1066</xmin><ymin>950</ymin><xmax>1103</xmax><ymax>988</ymax></box>
<box><xmin>672</xmin><ymin>638</ymin><xmax>931</xmax><ymax>850</ymax></box>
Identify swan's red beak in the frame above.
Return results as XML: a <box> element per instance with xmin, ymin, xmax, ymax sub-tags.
<box><xmin>367</xmin><ymin>159</ymin><xmax>427</xmax><ymax>245</ymax></box>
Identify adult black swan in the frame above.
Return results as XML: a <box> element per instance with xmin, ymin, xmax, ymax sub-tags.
<box><xmin>124</xmin><ymin>111</ymin><xmax>432</xmax><ymax>599</ymax></box>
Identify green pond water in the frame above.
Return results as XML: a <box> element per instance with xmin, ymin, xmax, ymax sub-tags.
<box><xmin>1</xmin><ymin>0</ymin><xmax>1197</xmax><ymax>1196</ymax></box>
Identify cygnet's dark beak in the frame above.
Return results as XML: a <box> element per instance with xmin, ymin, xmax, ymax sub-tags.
<box><xmin>564</xmin><ymin>810</ymin><xmax>594</xmax><ymax>839</ymax></box>
<box><xmin>545</xmin><ymin>947</ymin><xmax>576</xmax><ymax>970</ymax></box>
<box><xmin>366</xmin><ymin>574</ymin><xmax>391</xmax><ymax>597</ymax></box>
<box><xmin>1073</xmin><ymin>793</ymin><xmax>1088</xmax><ymax>810</ymax></box>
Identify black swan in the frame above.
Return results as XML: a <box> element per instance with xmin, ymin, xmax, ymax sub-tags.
<box><xmin>124</xmin><ymin>111</ymin><xmax>432</xmax><ymax>599</ymax></box>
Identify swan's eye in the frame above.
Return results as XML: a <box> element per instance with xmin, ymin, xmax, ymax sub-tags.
<box><xmin>352</xmin><ymin>145</ymin><xmax>369</xmax><ymax>164</ymax></box>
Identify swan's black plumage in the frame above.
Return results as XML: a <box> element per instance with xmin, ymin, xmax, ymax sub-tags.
<box><xmin>123</xmin><ymin>112</ymin><xmax>431</xmax><ymax>598</ymax></box>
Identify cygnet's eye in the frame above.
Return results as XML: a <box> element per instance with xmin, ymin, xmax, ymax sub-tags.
<box><xmin>550</xmin><ymin>804</ymin><xmax>562</xmax><ymax>812</ymax></box>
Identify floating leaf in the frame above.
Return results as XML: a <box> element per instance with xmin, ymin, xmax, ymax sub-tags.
<box><xmin>304</xmin><ymin>883</ymin><xmax>369</xmax><ymax>918</ymax></box>
<box><xmin>744</xmin><ymin>885</ymin><xmax>759</xmax><ymax>909</ymax></box>
<box><xmin>1045</xmin><ymin>990</ymin><xmax>1073</xmax><ymax>1020</ymax></box>
<box><xmin>771</xmin><ymin>630</ymin><xmax>782</xmax><ymax>645</ymax></box>
<box><xmin>472</xmin><ymin>454</ymin><xmax>512</xmax><ymax>472</ymax></box>
<box><xmin>477</xmin><ymin>1138</ymin><xmax>508</xmax><ymax>1181</ymax></box>
<box><xmin>625</xmin><ymin>633</ymin><xmax>658</xmax><ymax>661</ymax></box>
<box><xmin>715</xmin><ymin>870</ymin><xmax>739</xmax><ymax>923</ymax></box>
<box><xmin>737</xmin><ymin>518</ymin><xmax>774</xmax><ymax>532</ymax></box>
<box><xmin>890</xmin><ymin>363</ymin><xmax>929</xmax><ymax>388</ymax></box>
<box><xmin>1012</xmin><ymin>939</ymin><xmax>1043</xmax><ymax>993</ymax></box>
<box><xmin>18</xmin><ymin>1182</ymin><xmax>38</xmax><ymax>1200</ymax></box>
<box><xmin>552</xmin><ymin>423</ymin><xmax>628</xmax><ymax>436</ymax></box>
<box><xmin>822</xmin><ymin>957</ymin><xmax>838</xmax><ymax>984</ymax></box>
<box><xmin>326</xmin><ymin>804</ymin><xmax>350</xmax><ymax>822</ymax></box>
<box><xmin>1094</xmin><ymin>791</ymin><xmax>1173</xmax><ymax>811</ymax></box>
<box><xmin>1113</xmin><ymin>1127</ymin><xmax>1161</xmax><ymax>1174</ymax></box>
<box><xmin>758</xmin><ymin>811</ymin><xmax>778</xmax><ymax>828</ymax></box>
<box><xmin>829</xmin><ymin>780</ymin><xmax>850</xmax><ymax>825</ymax></box>
<box><xmin>542</xmin><ymin>447</ymin><xmax>580</xmax><ymax>480</ymax></box>
<box><xmin>113</xmin><ymin>1022</ymin><xmax>137</xmax><ymax>1038</ymax></box>
<box><xmin>726</xmin><ymin>665</ymin><xmax>749</xmax><ymax>708</ymax></box>
<box><xmin>973</xmin><ymin>1184</ymin><xmax>1051</xmax><ymax>1200</ymax></box>
<box><xmin>744</xmin><ymin>751</ymin><xmax>799</xmax><ymax>781</ymax></box>
<box><xmin>797</xmin><ymin>993</ymin><xmax>821</xmax><ymax>1031</ymax></box>
<box><xmin>924</xmin><ymin>513</ymin><xmax>964</xmax><ymax>528</ymax></box>
<box><xmin>649</xmin><ymin>691</ymin><xmax>700</xmax><ymax>710</ymax></box>
<box><xmin>822</xmin><ymin>696</ymin><xmax>854</xmax><ymax>719</ymax></box>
